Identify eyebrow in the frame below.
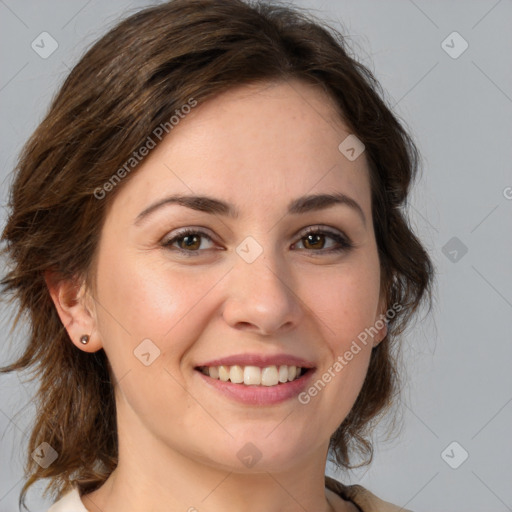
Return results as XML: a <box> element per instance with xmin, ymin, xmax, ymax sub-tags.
<box><xmin>134</xmin><ymin>192</ymin><xmax>366</xmax><ymax>226</ymax></box>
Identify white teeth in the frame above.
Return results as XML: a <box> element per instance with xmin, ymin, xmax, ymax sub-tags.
<box><xmin>288</xmin><ymin>365</ymin><xmax>297</xmax><ymax>381</ymax></box>
<box><xmin>243</xmin><ymin>365</ymin><xmax>261</xmax><ymax>385</ymax></box>
<box><xmin>261</xmin><ymin>366</ymin><xmax>279</xmax><ymax>386</ymax></box>
<box><xmin>229</xmin><ymin>365</ymin><xmax>244</xmax><ymax>384</ymax></box>
<box><xmin>199</xmin><ymin>364</ymin><xmax>305</xmax><ymax>386</ymax></box>
<box><xmin>218</xmin><ymin>365</ymin><xmax>230</xmax><ymax>382</ymax></box>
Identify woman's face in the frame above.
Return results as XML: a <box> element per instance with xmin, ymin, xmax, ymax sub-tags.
<box><xmin>87</xmin><ymin>80</ymin><xmax>386</xmax><ymax>474</ymax></box>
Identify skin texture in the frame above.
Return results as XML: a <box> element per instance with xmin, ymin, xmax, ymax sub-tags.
<box><xmin>48</xmin><ymin>79</ymin><xmax>387</xmax><ymax>512</ymax></box>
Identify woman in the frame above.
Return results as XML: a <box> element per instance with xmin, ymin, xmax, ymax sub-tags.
<box><xmin>0</xmin><ymin>1</ymin><xmax>433</xmax><ymax>511</ymax></box>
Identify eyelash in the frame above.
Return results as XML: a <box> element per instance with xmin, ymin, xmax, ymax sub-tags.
<box><xmin>161</xmin><ymin>226</ymin><xmax>354</xmax><ymax>257</ymax></box>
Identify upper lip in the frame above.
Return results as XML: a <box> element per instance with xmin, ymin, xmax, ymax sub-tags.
<box><xmin>196</xmin><ymin>353</ymin><xmax>315</xmax><ymax>369</ymax></box>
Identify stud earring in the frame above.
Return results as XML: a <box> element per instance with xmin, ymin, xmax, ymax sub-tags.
<box><xmin>80</xmin><ymin>334</ymin><xmax>90</xmax><ymax>345</ymax></box>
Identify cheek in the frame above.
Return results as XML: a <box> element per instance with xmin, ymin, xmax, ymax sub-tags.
<box><xmin>93</xmin><ymin>244</ymin><xmax>223</xmax><ymax>370</ymax></box>
<box><xmin>92</xmin><ymin>250</ymin><xmax>216</xmax><ymax>428</ymax></box>
<box><xmin>301</xmin><ymin>259</ymin><xmax>381</xmax><ymax>347</ymax></box>
<box><xmin>296</xmin><ymin>255</ymin><xmax>380</xmax><ymax>411</ymax></box>
<box><xmin>297</xmin><ymin>271</ymin><xmax>377</xmax><ymax>434</ymax></box>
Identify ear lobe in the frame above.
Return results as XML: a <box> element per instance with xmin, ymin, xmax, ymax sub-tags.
<box><xmin>44</xmin><ymin>270</ymin><xmax>102</xmax><ymax>352</ymax></box>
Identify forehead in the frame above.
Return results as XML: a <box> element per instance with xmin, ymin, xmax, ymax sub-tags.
<box><xmin>108</xmin><ymin>80</ymin><xmax>372</xmax><ymax>222</ymax></box>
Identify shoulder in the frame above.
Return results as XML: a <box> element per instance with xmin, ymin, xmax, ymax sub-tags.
<box><xmin>47</xmin><ymin>487</ymin><xmax>87</xmax><ymax>512</ymax></box>
<box><xmin>325</xmin><ymin>475</ymin><xmax>414</xmax><ymax>512</ymax></box>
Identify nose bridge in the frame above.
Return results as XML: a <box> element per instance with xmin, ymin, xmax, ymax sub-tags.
<box><xmin>222</xmin><ymin>234</ymin><xmax>301</xmax><ymax>335</ymax></box>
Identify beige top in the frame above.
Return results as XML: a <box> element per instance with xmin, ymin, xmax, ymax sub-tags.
<box><xmin>48</xmin><ymin>477</ymin><xmax>412</xmax><ymax>512</ymax></box>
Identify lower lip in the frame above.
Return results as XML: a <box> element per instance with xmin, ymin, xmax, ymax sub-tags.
<box><xmin>195</xmin><ymin>369</ymin><xmax>315</xmax><ymax>405</ymax></box>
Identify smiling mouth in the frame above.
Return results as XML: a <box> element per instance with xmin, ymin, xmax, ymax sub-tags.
<box><xmin>195</xmin><ymin>364</ymin><xmax>310</xmax><ymax>387</ymax></box>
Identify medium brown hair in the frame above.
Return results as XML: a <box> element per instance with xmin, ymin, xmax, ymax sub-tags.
<box><xmin>0</xmin><ymin>0</ymin><xmax>434</xmax><ymax>509</ymax></box>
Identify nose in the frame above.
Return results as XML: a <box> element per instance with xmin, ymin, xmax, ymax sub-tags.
<box><xmin>221</xmin><ymin>245</ymin><xmax>303</xmax><ymax>336</ymax></box>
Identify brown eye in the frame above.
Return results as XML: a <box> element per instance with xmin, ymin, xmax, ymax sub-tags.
<box><xmin>162</xmin><ymin>229</ymin><xmax>215</xmax><ymax>255</ymax></box>
<box><xmin>177</xmin><ymin>234</ymin><xmax>202</xmax><ymax>250</ymax></box>
<box><xmin>294</xmin><ymin>227</ymin><xmax>353</xmax><ymax>254</ymax></box>
<box><xmin>302</xmin><ymin>233</ymin><xmax>327</xmax><ymax>250</ymax></box>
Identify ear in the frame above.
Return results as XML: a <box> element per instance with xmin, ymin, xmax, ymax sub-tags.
<box><xmin>44</xmin><ymin>270</ymin><xmax>102</xmax><ymax>353</ymax></box>
<box><xmin>372</xmin><ymin>293</ymin><xmax>389</xmax><ymax>348</ymax></box>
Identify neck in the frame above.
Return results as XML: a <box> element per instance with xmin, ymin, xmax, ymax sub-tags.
<box><xmin>80</xmin><ymin>392</ymin><xmax>352</xmax><ymax>512</ymax></box>
<box><xmin>81</xmin><ymin>427</ymin><xmax>344</xmax><ymax>512</ymax></box>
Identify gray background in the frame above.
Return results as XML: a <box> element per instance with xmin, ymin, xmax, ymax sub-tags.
<box><xmin>1</xmin><ymin>1</ymin><xmax>511</xmax><ymax>511</ymax></box>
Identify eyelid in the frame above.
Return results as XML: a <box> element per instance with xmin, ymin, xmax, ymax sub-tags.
<box><xmin>298</xmin><ymin>225</ymin><xmax>348</xmax><ymax>239</ymax></box>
